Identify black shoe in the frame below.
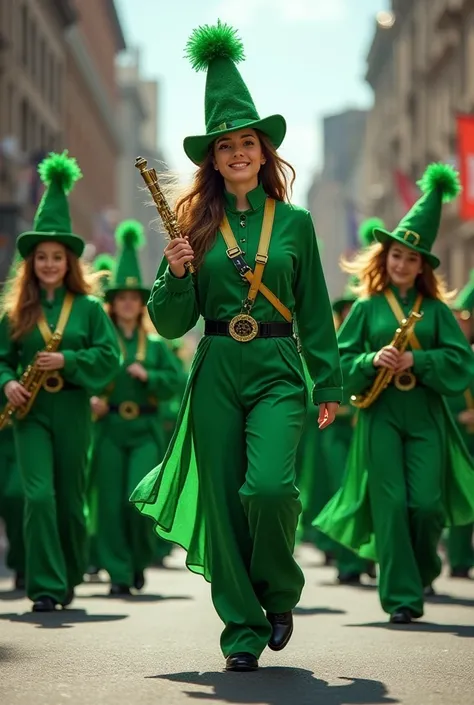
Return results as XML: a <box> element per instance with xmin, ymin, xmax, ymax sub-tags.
<box><xmin>225</xmin><ymin>653</ymin><xmax>259</xmax><ymax>672</ymax></box>
<box><xmin>450</xmin><ymin>568</ymin><xmax>471</xmax><ymax>579</ymax></box>
<box><xmin>266</xmin><ymin>611</ymin><xmax>293</xmax><ymax>651</ymax></box>
<box><xmin>32</xmin><ymin>596</ymin><xmax>57</xmax><ymax>612</ymax></box>
<box><xmin>337</xmin><ymin>572</ymin><xmax>361</xmax><ymax>585</ymax></box>
<box><xmin>61</xmin><ymin>589</ymin><xmax>74</xmax><ymax>608</ymax></box>
<box><xmin>365</xmin><ymin>562</ymin><xmax>377</xmax><ymax>580</ymax></box>
<box><xmin>133</xmin><ymin>571</ymin><xmax>145</xmax><ymax>591</ymax></box>
<box><xmin>109</xmin><ymin>584</ymin><xmax>131</xmax><ymax>596</ymax></box>
<box><xmin>424</xmin><ymin>585</ymin><xmax>436</xmax><ymax>597</ymax></box>
<box><xmin>390</xmin><ymin>609</ymin><xmax>413</xmax><ymax>624</ymax></box>
<box><xmin>14</xmin><ymin>573</ymin><xmax>25</xmax><ymax>591</ymax></box>
<box><xmin>323</xmin><ymin>552</ymin><xmax>335</xmax><ymax>566</ymax></box>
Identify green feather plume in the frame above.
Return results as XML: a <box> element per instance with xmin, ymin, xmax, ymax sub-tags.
<box><xmin>38</xmin><ymin>150</ymin><xmax>82</xmax><ymax>193</ymax></box>
<box><xmin>115</xmin><ymin>220</ymin><xmax>146</xmax><ymax>249</ymax></box>
<box><xmin>93</xmin><ymin>253</ymin><xmax>115</xmax><ymax>272</ymax></box>
<box><xmin>185</xmin><ymin>19</ymin><xmax>245</xmax><ymax>72</ymax></box>
<box><xmin>358</xmin><ymin>217</ymin><xmax>384</xmax><ymax>247</ymax></box>
<box><xmin>417</xmin><ymin>163</ymin><xmax>462</xmax><ymax>203</ymax></box>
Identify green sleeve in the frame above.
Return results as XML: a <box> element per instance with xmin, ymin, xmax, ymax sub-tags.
<box><xmin>62</xmin><ymin>299</ymin><xmax>121</xmax><ymax>394</ymax></box>
<box><xmin>412</xmin><ymin>302</ymin><xmax>474</xmax><ymax>396</ymax></box>
<box><xmin>337</xmin><ymin>299</ymin><xmax>378</xmax><ymax>397</ymax></box>
<box><xmin>0</xmin><ymin>316</ymin><xmax>19</xmax><ymax>391</ymax></box>
<box><xmin>294</xmin><ymin>212</ymin><xmax>342</xmax><ymax>405</ymax></box>
<box><xmin>146</xmin><ymin>339</ymin><xmax>182</xmax><ymax>401</ymax></box>
<box><xmin>147</xmin><ymin>257</ymin><xmax>200</xmax><ymax>340</ymax></box>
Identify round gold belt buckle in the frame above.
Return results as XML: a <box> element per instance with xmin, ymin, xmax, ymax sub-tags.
<box><xmin>43</xmin><ymin>372</ymin><xmax>64</xmax><ymax>393</ymax></box>
<box><xmin>118</xmin><ymin>401</ymin><xmax>140</xmax><ymax>420</ymax></box>
<box><xmin>394</xmin><ymin>370</ymin><xmax>416</xmax><ymax>392</ymax></box>
<box><xmin>228</xmin><ymin>314</ymin><xmax>259</xmax><ymax>342</ymax></box>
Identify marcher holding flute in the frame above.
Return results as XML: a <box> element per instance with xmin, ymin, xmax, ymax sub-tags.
<box><xmin>315</xmin><ymin>164</ymin><xmax>474</xmax><ymax>624</ymax></box>
<box><xmin>0</xmin><ymin>152</ymin><xmax>120</xmax><ymax>612</ymax></box>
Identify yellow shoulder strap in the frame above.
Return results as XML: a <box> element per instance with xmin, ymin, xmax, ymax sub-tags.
<box><xmin>384</xmin><ymin>289</ymin><xmax>423</xmax><ymax>350</ymax></box>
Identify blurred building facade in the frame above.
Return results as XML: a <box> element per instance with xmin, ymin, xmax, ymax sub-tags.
<box><xmin>362</xmin><ymin>0</ymin><xmax>474</xmax><ymax>287</ymax></box>
<box><xmin>307</xmin><ymin>109</ymin><xmax>368</xmax><ymax>298</ymax></box>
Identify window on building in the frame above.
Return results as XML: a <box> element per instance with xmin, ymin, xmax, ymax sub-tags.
<box><xmin>20</xmin><ymin>98</ymin><xmax>28</xmax><ymax>151</ymax></box>
<box><xmin>21</xmin><ymin>4</ymin><xmax>28</xmax><ymax>67</ymax></box>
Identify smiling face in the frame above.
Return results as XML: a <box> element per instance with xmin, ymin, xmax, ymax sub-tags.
<box><xmin>111</xmin><ymin>290</ymin><xmax>143</xmax><ymax>323</ymax></box>
<box><xmin>34</xmin><ymin>241</ymin><xmax>68</xmax><ymax>289</ymax></box>
<box><xmin>386</xmin><ymin>242</ymin><xmax>423</xmax><ymax>290</ymax></box>
<box><xmin>213</xmin><ymin>128</ymin><xmax>265</xmax><ymax>192</ymax></box>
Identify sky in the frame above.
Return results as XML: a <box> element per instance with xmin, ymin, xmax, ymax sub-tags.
<box><xmin>114</xmin><ymin>0</ymin><xmax>390</xmax><ymax>205</ymax></box>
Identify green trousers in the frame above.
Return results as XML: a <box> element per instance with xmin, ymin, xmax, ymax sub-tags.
<box><xmin>94</xmin><ymin>419</ymin><xmax>158</xmax><ymax>586</ymax></box>
<box><xmin>15</xmin><ymin>390</ymin><xmax>90</xmax><ymax>603</ymax></box>
<box><xmin>447</xmin><ymin>524</ymin><xmax>474</xmax><ymax>571</ymax></box>
<box><xmin>190</xmin><ymin>340</ymin><xmax>305</xmax><ymax>658</ymax></box>
<box><xmin>0</xmin><ymin>430</ymin><xmax>25</xmax><ymax>575</ymax></box>
<box><xmin>368</xmin><ymin>387</ymin><xmax>444</xmax><ymax>617</ymax></box>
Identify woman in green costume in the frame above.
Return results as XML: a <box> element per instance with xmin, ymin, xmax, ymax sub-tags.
<box><xmin>315</xmin><ymin>164</ymin><xmax>474</xmax><ymax>624</ymax></box>
<box><xmin>90</xmin><ymin>220</ymin><xmax>181</xmax><ymax>595</ymax></box>
<box><xmin>0</xmin><ymin>152</ymin><xmax>121</xmax><ymax>612</ymax></box>
<box><xmin>130</xmin><ymin>21</ymin><xmax>341</xmax><ymax>672</ymax></box>
<box><xmin>445</xmin><ymin>273</ymin><xmax>474</xmax><ymax>578</ymax></box>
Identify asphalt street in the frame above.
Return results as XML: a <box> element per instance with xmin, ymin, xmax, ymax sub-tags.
<box><xmin>0</xmin><ymin>544</ymin><xmax>473</xmax><ymax>705</ymax></box>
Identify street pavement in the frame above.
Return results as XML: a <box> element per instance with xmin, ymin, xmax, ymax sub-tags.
<box><xmin>0</xmin><ymin>543</ymin><xmax>473</xmax><ymax>705</ymax></box>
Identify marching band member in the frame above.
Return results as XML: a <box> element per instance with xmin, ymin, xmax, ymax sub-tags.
<box><xmin>315</xmin><ymin>164</ymin><xmax>474</xmax><ymax>623</ymax></box>
<box><xmin>0</xmin><ymin>152</ymin><xmax>120</xmax><ymax>611</ymax></box>
<box><xmin>130</xmin><ymin>21</ymin><xmax>341</xmax><ymax>671</ymax></box>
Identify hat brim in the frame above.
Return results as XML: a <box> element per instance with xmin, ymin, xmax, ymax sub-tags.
<box><xmin>183</xmin><ymin>114</ymin><xmax>287</xmax><ymax>165</ymax></box>
<box><xmin>105</xmin><ymin>286</ymin><xmax>150</xmax><ymax>305</ymax></box>
<box><xmin>373</xmin><ymin>228</ymin><xmax>440</xmax><ymax>269</ymax></box>
<box><xmin>17</xmin><ymin>232</ymin><xmax>85</xmax><ymax>259</ymax></box>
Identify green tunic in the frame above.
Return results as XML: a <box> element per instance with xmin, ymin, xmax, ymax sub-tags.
<box><xmin>91</xmin><ymin>328</ymin><xmax>181</xmax><ymax>586</ymax></box>
<box><xmin>0</xmin><ymin>286</ymin><xmax>120</xmax><ymax>604</ymax></box>
<box><xmin>314</xmin><ymin>286</ymin><xmax>474</xmax><ymax>616</ymax></box>
<box><xmin>130</xmin><ymin>183</ymin><xmax>342</xmax><ymax>658</ymax></box>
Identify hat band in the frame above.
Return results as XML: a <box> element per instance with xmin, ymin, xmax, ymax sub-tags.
<box><xmin>210</xmin><ymin>117</ymin><xmax>259</xmax><ymax>134</ymax></box>
<box><xmin>401</xmin><ymin>229</ymin><xmax>421</xmax><ymax>246</ymax></box>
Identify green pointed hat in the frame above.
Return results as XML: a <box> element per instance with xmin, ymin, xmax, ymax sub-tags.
<box><xmin>374</xmin><ymin>163</ymin><xmax>461</xmax><ymax>269</ymax></box>
<box><xmin>105</xmin><ymin>220</ymin><xmax>150</xmax><ymax>304</ymax></box>
<box><xmin>453</xmin><ymin>270</ymin><xmax>474</xmax><ymax>314</ymax></box>
<box><xmin>16</xmin><ymin>151</ymin><xmax>84</xmax><ymax>259</ymax></box>
<box><xmin>358</xmin><ymin>218</ymin><xmax>385</xmax><ymax>248</ymax></box>
<box><xmin>332</xmin><ymin>275</ymin><xmax>358</xmax><ymax>315</ymax></box>
<box><xmin>183</xmin><ymin>20</ymin><xmax>286</xmax><ymax>165</ymax></box>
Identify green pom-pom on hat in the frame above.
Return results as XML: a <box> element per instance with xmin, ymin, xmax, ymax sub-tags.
<box><xmin>105</xmin><ymin>219</ymin><xmax>150</xmax><ymax>304</ymax></box>
<box><xmin>16</xmin><ymin>150</ymin><xmax>84</xmax><ymax>259</ymax></box>
<box><xmin>373</xmin><ymin>162</ymin><xmax>462</xmax><ymax>269</ymax></box>
<box><xmin>183</xmin><ymin>19</ymin><xmax>286</xmax><ymax>165</ymax></box>
<box><xmin>185</xmin><ymin>20</ymin><xmax>245</xmax><ymax>71</ymax></box>
<box><xmin>358</xmin><ymin>217</ymin><xmax>385</xmax><ymax>248</ymax></box>
<box><xmin>93</xmin><ymin>253</ymin><xmax>115</xmax><ymax>273</ymax></box>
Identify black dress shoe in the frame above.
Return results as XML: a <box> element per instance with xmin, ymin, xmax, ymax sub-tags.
<box><xmin>225</xmin><ymin>653</ymin><xmax>258</xmax><ymax>672</ymax></box>
<box><xmin>365</xmin><ymin>562</ymin><xmax>377</xmax><ymax>580</ymax></box>
<box><xmin>32</xmin><ymin>596</ymin><xmax>57</xmax><ymax>612</ymax></box>
<box><xmin>109</xmin><ymin>584</ymin><xmax>131</xmax><ymax>596</ymax></box>
<box><xmin>338</xmin><ymin>572</ymin><xmax>361</xmax><ymax>585</ymax></box>
<box><xmin>450</xmin><ymin>568</ymin><xmax>471</xmax><ymax>579</ymax></box>
<box><xmin>390</xmin><ymin>609</ymin><xmax>413</xmax><ymax>624</ymax></box>
<box><xmin>266</xmin><ymin>611</ymin><xmax>293</xmax><ymax>651</ymax></box>
<box><xmin>424</xmin><ymin>585</ymin><xmax>436</xmax><ymax>597</ymax></box>
<box><xmin>133</xmin><ymin>571</ymin><xmax>145</xmax><ymax>590</ymax></box>
<box><xmin>323</xmin><ymin>552</ymin><xmax>335</xmax><ymax>566</ymax></box>
<box><xmin>14</xmin><ymin>573</ymin><xmax>26</xmax><ymax>591</ymax></box>
<box><xmin>61</xmin><ymin>589</ymin><xmax>74</xmax><ymax>608</ymax></box>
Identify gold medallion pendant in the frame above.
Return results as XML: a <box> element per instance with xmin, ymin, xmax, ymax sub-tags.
<box><xmin>118</xmin><ymin>400</ymin><xmax>140</xmax><ymax>420</ymax></box>
<box><xmin>43</xmin><ymin>371</ymin><xmax>64</xmax><ymax>393</ymax></box>
<box><xmin>394</xmin><ymin>370</ymin><xmax>416</xmax><ymax>392</ymax></box>
<box><xmin>228</xmin><ymin>313</ymin><xmax>259</xmax><ymax>342</ymax></box>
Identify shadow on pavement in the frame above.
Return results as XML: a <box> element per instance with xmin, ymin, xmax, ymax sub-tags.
<box><xmin>346</xmin><ymin>621</ymin><xmax>474</xmax><ymax>639</ymax></box>
<box><xmin>317</xmin><ymin>581</ymin><xmax>378</xmax><ymax>592</ymax></box>
<box><xmin>81</xmin><ymin>593</ymin><xmax>193</xmax><ymax>603</ymax></box>
<box><xmin>151</xmin><ymin>670</ymin><xmax>399</xmax><ymax>704</ymax></box>
<box><xmin>425</xmin><ymin>592</ymin><xmax>474</xmax><ymax>609</ymax></box>
<box><xmin>0</xmin><ymin>588</ymin><xmax>26</xmax><ymax>601</ymax></box>
<box><xmin>293</xmin><ymin>606</ymin><xmax>346</xmax><ymax>616</ymax></box>
<box><xmin>0</xmin><ymin>609</ymin><xmax>128</xmax><ymax>629</ymax></box>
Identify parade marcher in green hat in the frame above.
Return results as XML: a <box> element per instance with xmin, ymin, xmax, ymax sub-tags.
<box><xmin>130</xmin><ymin>20</ymin><xmax>341</xmax><ymax>671</ymax></box>
<box><xmin>89</xmin><ymin>220</ymin><xmax>181</xmax><ymax>595</ymax></box>
<box><xmin>0</xmin><ymin>151</ymin><xmax>120</xmax><ymax>611</ymax></box>
<box><xmin>93</xmin><ymin>252</ymin><xmax>115</xmax><ymax>297</ymax></box>
<box><xmin>314</xmin><ymin>163</ymin><xmax>474</xmax><ymax>623</ymax></box>
<box><xmin>444</xmin><ymin>271</ymin><xmax>474</xmax><ymax>578</ymax></box>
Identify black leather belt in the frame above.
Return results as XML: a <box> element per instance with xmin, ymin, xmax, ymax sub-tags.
<box><xmin>205</xmin><ymin>320</ymin><xmax>293</xmax><ymax>338</ymax></box>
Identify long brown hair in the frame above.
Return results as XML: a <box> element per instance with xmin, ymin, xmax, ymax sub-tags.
<box><xmin>175</xmin><ymin>130</ymin><xmax>296</xmax><ymax>268</ymax></box>
<box><xmin>2</xmin><ymin>248</ymin><xmax>102</xmax><ymax>340</ymax></box>
<box><xmin>342</xmin><ymin>240</ymin><xmax>451</xmax><ymax>302</ymax></box>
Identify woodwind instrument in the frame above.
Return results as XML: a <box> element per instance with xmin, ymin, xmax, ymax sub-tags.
<box><xmin>135</xmin><ymin>156</ymin><xmax>195</xmax><ymax>274</ymax></box>
<box><xmin>351</xmin><ymin>310</ymin><xmax>423</xmax><ymax>409</ymax></box>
